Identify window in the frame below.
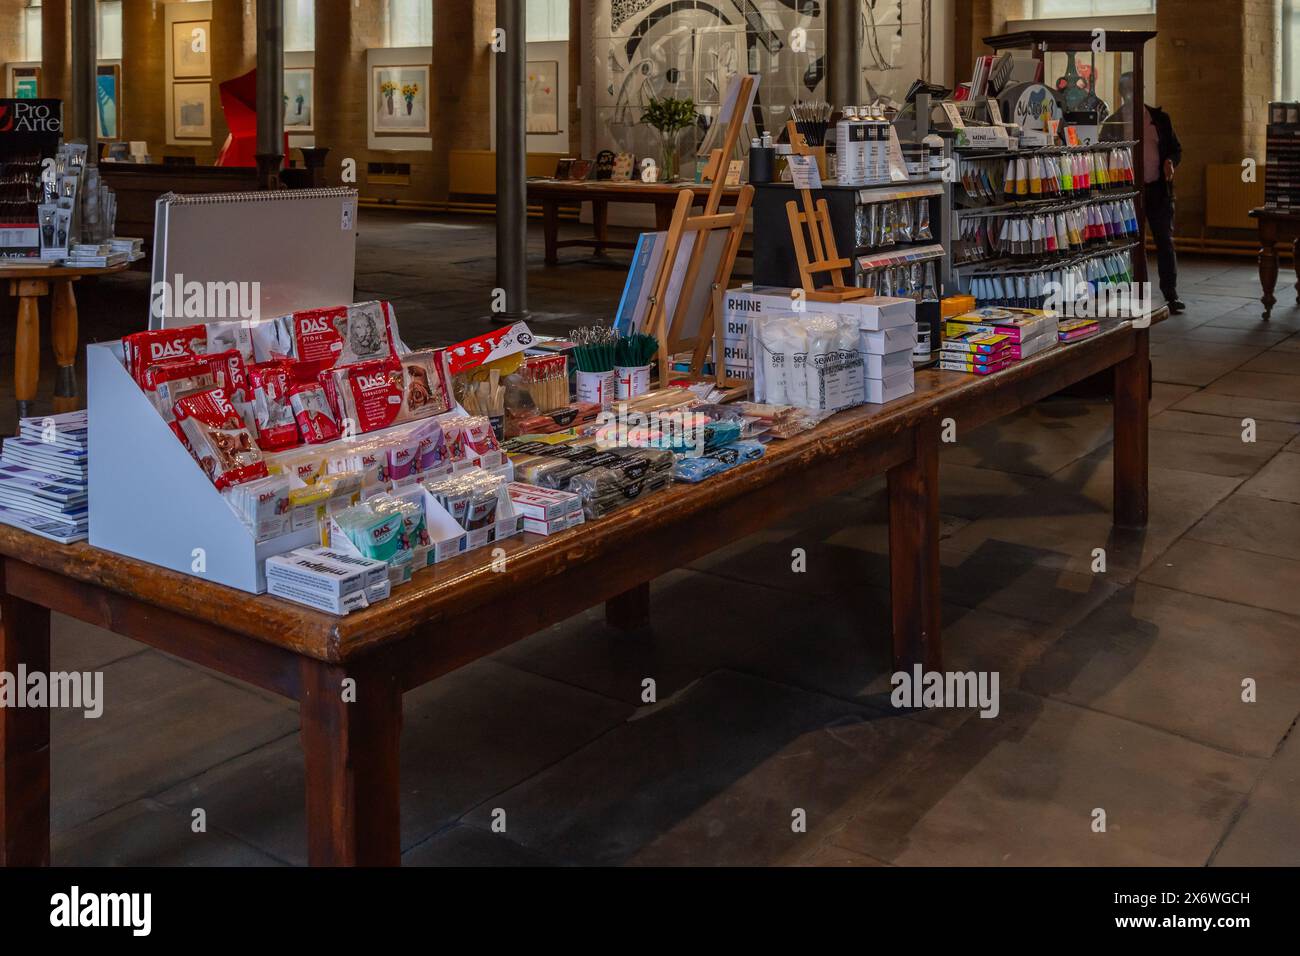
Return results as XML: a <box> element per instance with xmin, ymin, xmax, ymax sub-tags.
<box><xmin>23</xmin><ymin>2</ymin><xmax>124</xmax><ymax>63</ymax></box>
<box><xmin>99</xmin><ymin>0</ymin><xmax>122</xmax><ymax>61</ymax></box>
<box><xmin>1287</xmin><ymin>1</ymin><xmax>1300</xmax><ymax>101</ymax></box>
<box><xmin>527</xmin><ymin>0</ymin><xmax>569</xmax><ymax>42</ymax></box>
<box><xmin>1033</xmin><ymin>0</ymin><xmax>1156</xmax><ymax>15</ymax></box>
<box><xmin>285</xmin><ymin>0</ymin><xmax>315</xmax><ymax>53</ymax></box>
<box><xmin>387</xmin><ymin>0</ymin><xmax>432</xmax><ymax>47</ymax></box>
<box><xmin>23</xmin><ymin>0</ymin><xmax>40</xmax><ymax>63</ymax></box>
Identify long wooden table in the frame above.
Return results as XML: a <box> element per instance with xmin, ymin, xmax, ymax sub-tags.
<box><xmin>526</xmin><ymin>179</ymin><xmax>746</xmax><ymax>265</ymax></box>
<box><xmin>0</xmin><ymin>313</ymin><xmax>1159</xmax><ymax>866</ymax></box>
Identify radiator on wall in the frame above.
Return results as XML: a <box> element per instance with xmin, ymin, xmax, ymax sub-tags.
<box><xmin>1205</xmin><ymin>163</ymin><xmax>1265</xmax><ymax>230</ymax></box>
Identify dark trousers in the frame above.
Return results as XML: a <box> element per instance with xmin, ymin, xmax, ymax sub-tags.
<box><xmin>1145</xmin><ymin>179</ymin><xmax>1178</xmax><ymax>300</ymax></box>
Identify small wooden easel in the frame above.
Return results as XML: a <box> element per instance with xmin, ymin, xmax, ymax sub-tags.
<box><xmin>640</xmin><ymin>74</ymin><xmax>757</xmax><ymax>389</ymax></box>
<box><xmin>783</xmin><ymin>119</ymin><xmax>872</xmax><ymax>303</ymax></box>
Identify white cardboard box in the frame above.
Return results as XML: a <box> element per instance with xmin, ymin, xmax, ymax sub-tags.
<box><xmin>865</xmin><ymin>367</ymin><xmax>916</xmax><ymax>404</ymax></box>
<box><xmin>863</xmin><ymin>347</ymin><xmax>915</xmax><ymax>379</ymax></box>
<box><xmin>725</xmin><ymin>287</ymin><xmax>916</xmax><ymax>356</ymax></box>
<box><xmin>88</xmin><ymin>341</ymin><xmax>321</xmax><ymax>593</ymax></box>
<box><xmin>860</xmin><ymin>325</ymin><xmax>917</xmax><ymax>355</ymax></box>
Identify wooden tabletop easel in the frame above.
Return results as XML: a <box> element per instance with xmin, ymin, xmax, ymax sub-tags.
<box><xmin>640</xmin><ymin>75</ymin><xmax>757</xmax><ymax>389</ymax></box>
<box><xmin>783</xmin><ymin>119</ymin><xmax>872</xmax><ymax>303</ymax></box>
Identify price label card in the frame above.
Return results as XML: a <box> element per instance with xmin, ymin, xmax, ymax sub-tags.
<box><xmin>941</xmin><ymin>101</ymin><xmax>966</xmax><ymax>129</ymax></box>
<box><xmin>887</xmin><ymin>127</ymin><xmax>910</xmax><ymax>183</ymax></box>
<box><xmin>987</xmin><ymin>99</ymin><xmax>1004</xmax><ymax>126</ymax></box>
<box><xmin>788</xmin><ymin>154</ymin><xmax>822</xmax><ymax>190</ymax></box>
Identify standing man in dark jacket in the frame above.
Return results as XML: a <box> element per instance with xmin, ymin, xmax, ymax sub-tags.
<box><xmin>1114</xmin><ymin>71</ymin><xmax>1184</xmax><ymax>312</ymax></box>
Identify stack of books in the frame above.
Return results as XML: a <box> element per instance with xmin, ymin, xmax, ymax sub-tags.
<box><xmin>941</xmin><ymin>308</ymin><xmax>1060</xmax><ymax>376</ymax></box>
<box><xmin>0</xmin><ymin>411</ymin><xmax>89</xmax><ymax>543</ymax></box>
<box><xmin>940</xmin><ymin>330</ymin><xmax>1016</xmax><ymax>375</ymax></box>
<box><xmin>108</xmin><ymin>236</ymin><xmax>145</xmax><ymax>261</ymax></box>
<box><xmin>1058</xmin><ymin>317</ymin><xmax>1101</xmax><ymax>343</ymax></box>
<box><xmin>64</xmin><ymin>243</ymin><xmax>130</xmax><ymax>268</ymax></box>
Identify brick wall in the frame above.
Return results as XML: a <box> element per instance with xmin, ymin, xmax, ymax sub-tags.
<box><xmin>1156</xmin><ymin>0</ymin><xmax>1277</xmax><ymax>233</ymax></box>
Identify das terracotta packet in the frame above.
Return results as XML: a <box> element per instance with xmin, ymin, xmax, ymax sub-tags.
<box><xmin>171</xmin><ymin>387</ymin><xmax>268</xmax><ymax>490</ymax></box>
<box><xmin>328</xmin><ymin>349</ymin><xmax>450</xmax><ymax>435</ymax></box>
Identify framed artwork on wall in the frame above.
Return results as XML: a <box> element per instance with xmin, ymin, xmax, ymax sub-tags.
<box><xmin>526</xmin><ymin>60</ymin><xmax>560</xmax><ymax>134</ymax></box>
<box><xmin>173</xmin><ymin>81</ymin><xmax>212</xmax><ymax>139</ymax></box>
<box><xmin>372</xmin><ymin>64</ymin><xmax>429</xmax><ymax>134</ymax></box>
<box><xmin>284</xmin><ymin>67</ymin><xmax>314</xmax><ymax>131</ymax></box>
<box><xmin>172</xmin><ymin>20</ymin><xmax>212</xmax><ymax>79</ymax></box>
<box><xmin>97</xmin><ymin>64</ymin><xmax>122</xmax><ymax>139</ymax></box>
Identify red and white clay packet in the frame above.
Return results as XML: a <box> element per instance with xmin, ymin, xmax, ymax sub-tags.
<box><xmin>327</xmin><ymin>349</ymin><xmax>451</xmax><ymax>435</ymax></box>
<box><xmin>249</xmin><ymin>301</ymin><xmax>403</xmax><ymax>370</ymax></box>
<box><xmin>171</xmin><ymin>387</ymin><xmax>268</xmax><ymax>490</ymax></box>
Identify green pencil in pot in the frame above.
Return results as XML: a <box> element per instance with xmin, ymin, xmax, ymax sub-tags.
<box><xmin>615</xmin><ymin>332</ymin><xmax>658</xmax><ymax>401</ymax></box>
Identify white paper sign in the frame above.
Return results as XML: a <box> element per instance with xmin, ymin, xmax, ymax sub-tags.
<box><xmin>941</xmin><ymin>101</ymin><xmax>966</xmax><ymax>129</ymax></box>
<box><xmin>987</xmin><ymin>99</ymin><xmax>1004</xmax><ymax>126</ymax></box>
<box><xmin>886</xmin><ymin>127</ymin><xmax>910</xmax><ymax>183</ymax></box>
<box><xmin>788</xmin><ymin>154</ymin><xmax>822</xmax><ymax>190</ymax></box>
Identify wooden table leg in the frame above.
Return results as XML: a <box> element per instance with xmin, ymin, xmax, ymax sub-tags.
<box><xmin>9</xmin><ymin>280</ymin><xmax>48</xmax><ymax>423</ymax></box>
<box><xmin>51</xmin><ymin>279</ymin><xmax>80</xmax><ymax>414</ymax></box>
<box><xmin>1259</xmin><ymin>240</ymin><xmax>1278</xmax><ymax>319</ymax></box>
<box><xmin>606</xmin><ymin>582</ymin><xmax>650</xmax><ymax>631</ymax></box>
<box><xmin>1114</xmin><ymin>328</ymin><xmax>1151</xmax><ymax>530</ymax></box>
<box><xmin>592</xmin><ymin>200</ymin><xmax>609</xmax><ymax>257</ymax></box>
<box><xmin>888</xmin><ymin>419</ymin><xmax>942</xmax><ymax>673</ymax></box>
<box><xmin>0</xmin><ymin>566</ymin><xmax>51</xmax><ymax>867</ymax></box>
<box><xmin>300</xmin><ymin>657</ymin><xmax>402</xmax><ymax>866</ymax></box>
<box><xmin>542</xmin><ymin>199</ymin><xmax>559</xmax><ymax>266</ymax></box>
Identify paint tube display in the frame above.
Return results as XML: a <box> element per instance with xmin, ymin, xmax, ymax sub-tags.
<box><xmin>966</xmin><ymin>249</ymin><xmax>1135</xmax><ymax>309</ymax></box>
<box><xmin>954</xmin><ymin>145</ymin><xmax>1135</xmax><ymax>206</ymax></box>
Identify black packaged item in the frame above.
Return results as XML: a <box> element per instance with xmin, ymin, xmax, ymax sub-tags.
<box><xmin>537</xmin><ymin>451</ymin><xmax>626</xmax><ymax>490</ymax></box>
<box><xmin>611</xmin><ymin>446</ymin><xmax>675</xmax><ymax>475</ymax></box>
<box><xmin>570</xmin><ymin>469</ymin><xmax>671</xmax><ymax>519</ymax></box>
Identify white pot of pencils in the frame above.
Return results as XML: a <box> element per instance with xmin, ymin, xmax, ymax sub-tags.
<box><xmin>615</xmin><ymin>365</ymin><xmax>652</xmax><ymax>401</ymax></box>
<box><xmin>576</xmin><ymin>369</ymin><xmax>617</xmax><ymax>408</ymax></box>
<box><xmin>613</xmin><ymin>333</ymin><xmax>658</xmax><ymax>402</ymax></box>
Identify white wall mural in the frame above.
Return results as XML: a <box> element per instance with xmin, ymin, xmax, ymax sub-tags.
<box><xmin>588</xmin><ymin>1</ymin><xmax>932</xmax><ymax>164</ymax></box>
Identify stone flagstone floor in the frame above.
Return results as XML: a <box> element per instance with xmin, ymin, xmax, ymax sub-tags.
<box><xmin>11</xmin><ymin>212</ymin><xmax>1300</xmax><ymax>865</ymax></box>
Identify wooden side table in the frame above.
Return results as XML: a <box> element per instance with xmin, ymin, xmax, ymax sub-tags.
<box><xmin>2</xmin><ymin>262</ymin><xmax>130</xmax><ymax>421</ymax></box>
<box><xmin>1248</xmin><ymin>206</ymin><xmax>1300</xmax><ymax>319</ymax></box>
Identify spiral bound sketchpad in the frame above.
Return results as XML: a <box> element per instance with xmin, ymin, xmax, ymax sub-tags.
<box><xmin>149</xmin><ymin>187</ymin><xmax>359</xmax><ymax>328</ymax></box>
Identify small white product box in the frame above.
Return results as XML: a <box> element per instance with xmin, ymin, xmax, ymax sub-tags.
<box><xmin>863</xmin><ymin>347</ymin><xmax>915</xmax><ymax>380</ymax></box>
<box><xmin>267</xmin><ymin>577</ymin><xmax>372</xmax><ymax>614</ymax></box>
<box><xmin>265</xmin><ymin>548</ymin><xmax>378</xmax><ymax>599</ymax></box>
<box><xmin>522</xmin><ymin>512</ymin><xmax>585</xmax><ymax>536</ymax></box>
<box><xmin>860</xmin><ymin>325</ymin><xmax>917</xmax><ymax>355</ymax></box>
<box><xmin>865</xmin><ymin>367</ymin><xmax>916</xmax><ymax>404</ymax></box>
<box><xmin>853</xmin><ymin>296</ymin><xmax>917</xmax><ymax>331</ymax></box>
<box><xmin>507</xmin><ymin>483</ymin><xmax>582</xmax><ymax>524</ymax></box>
